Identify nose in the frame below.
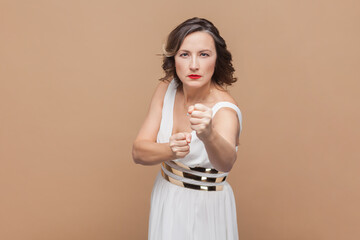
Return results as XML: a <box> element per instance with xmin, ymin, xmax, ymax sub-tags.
<box><xmin>189</xmin><ymin>56</ymin><xmax>199</xmax><ymax>71</ymax></box>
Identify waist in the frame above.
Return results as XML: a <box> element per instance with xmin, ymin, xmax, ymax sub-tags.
<box><xmin>160</xmin><ymin>161</ymin><xmax>228</xmax><ymax>191</ymax></box>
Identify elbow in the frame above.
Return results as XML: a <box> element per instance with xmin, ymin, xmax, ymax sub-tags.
<box><xmin>221</xmin><ymin>162</ymin><xmax>235</xmax><ymax>173</ymax></box>
<box><xmin>216</xmin><ymin>165</ymin><xmax>232</xmax><ymax>173</ymax></box>
<box><xmin>132</xmin><ymin>140</ymin><xmax>156</xmax><ymax>166</ymax></box>
<box><xmin>132</xmin><ymin>150</ymin><xmax>144</xmax><ymax>165</ymax></box>
<box><xmin>132</xmin><ymin>142</ymin><xmax>143</xmax><ymax>165</ymax></box>
<box><xmin>227</xmin><ymin>153</ymin><xmax>238</xmax><ymax>172</ymax></box>
<box><xmin>132</xmin><ymin>148</ymin><xmax>139</xmax><ymax>164</ymax></box>
<box><xmin>132</xmin><ymin>141</ymin><xmax>152</xmax><ymax>165</ymax></box>
<box><xmin>218</xmin><ymin>153</ymin><xmax>237</xmax><ymax>172</ymax></box>
<box><xmin>227</xmin><ymin>149</ymin><xmax>238</xmax><ymax>171</ymax></box>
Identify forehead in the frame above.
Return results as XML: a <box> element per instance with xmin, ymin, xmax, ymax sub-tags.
<box><xmin>179</xmin><ymin>31</ymin><xmax>215</xmax><ymax>51</ymax></box>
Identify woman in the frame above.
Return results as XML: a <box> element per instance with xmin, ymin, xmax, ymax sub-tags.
<box><xmin>132</xmin><ymin>17</ymin><xmax>243</xmax><ymax>240</ymax></box>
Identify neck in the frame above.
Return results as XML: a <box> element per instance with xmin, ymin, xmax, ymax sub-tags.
<box><xmin>181</xmin><ymin>82</ymin><xmax>213</xmax><ymax>107</ymax></box>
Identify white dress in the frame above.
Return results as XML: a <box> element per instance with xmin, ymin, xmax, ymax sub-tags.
<box><xmin>148</xmin><ymin>79</ymin><xmax>243</xmax><ymax>240</ymax></box>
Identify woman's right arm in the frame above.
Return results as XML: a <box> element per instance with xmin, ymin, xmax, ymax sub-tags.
<box><xmin>132</xmin><ymin>81</ymin><xmax>175</xmax><ymax>165</ymax></box>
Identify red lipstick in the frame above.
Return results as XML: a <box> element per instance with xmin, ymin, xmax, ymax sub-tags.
<box><xmin>188</xmin><ymin>74</ymin><xmax>201</xmax><ymax>79</ymax></box>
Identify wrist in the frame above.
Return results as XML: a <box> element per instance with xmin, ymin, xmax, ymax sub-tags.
<box><xmin>199</xmin><ymin>128</ymin><xmax>215</xmax><ymax>143</ymax></box>
<box><xmin>166</xmin><ymin>142</ymin><xmax>177</xmax><ymax>160</ymax></box>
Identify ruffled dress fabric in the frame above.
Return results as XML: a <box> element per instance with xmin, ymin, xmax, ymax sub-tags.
<box><xmin>148</xmin><ymin>80</ymin><xmax>243</xmax><ymax>240</ymax></box>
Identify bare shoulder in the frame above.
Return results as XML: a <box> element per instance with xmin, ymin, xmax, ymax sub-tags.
<box><xmin>212</xmin><ymin>87</ymin><xmax>241</xmax><ymax>123</ymax></box>
<box><xmin>134</xmin><ymin>80</ymin><xmax>171</xmax><ymax>142</ymax></box>
<box><xmin>211</xmin><ymin>87</ymin><xmax>241</xmax><ymax>145</ymax></box>
<box><xmin>212</xmin><ymin>86</ymin><xmax>239</xmax><ymax>107</ymax></box>
<box><xmin>213</xmin><ymin>90</ymin><xmax>240</xmax><ymax>118</ymax></box>
<box><xmin>152</xmin><ymin>80</ymin><xmax>171</xmax><ymax>105</ymax></box>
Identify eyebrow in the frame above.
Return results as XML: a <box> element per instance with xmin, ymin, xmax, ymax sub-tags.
<box><xmin>178</xmin><ymin>49</ymin><xmax>213</xmax><ymax>52</ymax></box>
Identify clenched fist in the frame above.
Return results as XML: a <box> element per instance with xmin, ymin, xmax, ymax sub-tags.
<box><xmin>188</xmin><ymin>103</ymin><xmax>213</xmax><ymax>140</ymax></box>
<box><xmin>169</xmin><ymin>132</ymin><xmax>192</xmax><ymax>158</ymax></box>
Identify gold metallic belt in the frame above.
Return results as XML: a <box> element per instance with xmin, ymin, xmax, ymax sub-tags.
<box><xmin>160</xmin><ymin>161</ymin><xmax>228</xmax><ymax>191</ymax></box>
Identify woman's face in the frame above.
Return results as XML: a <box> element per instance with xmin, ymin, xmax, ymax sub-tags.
<box><xmin>175</xmin><ymin>31</ymin><xmax>217</xmax><ymax>88</ymax></box>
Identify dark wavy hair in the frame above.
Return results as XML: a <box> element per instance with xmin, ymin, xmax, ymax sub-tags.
<box><xmin>160</xmin><ymin>17</ymin><xmax>237</xmax><ymax>87</ymax></box>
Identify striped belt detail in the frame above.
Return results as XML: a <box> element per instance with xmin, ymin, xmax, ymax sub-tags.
<box><xmin>160</xmin><ymin>161</ymin><xmax>228</xmax><ymax>191</ymax></box>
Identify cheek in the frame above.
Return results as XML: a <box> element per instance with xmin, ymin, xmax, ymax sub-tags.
<box><xmin>205</xmin><ymin>58</ymin><xmax>216</xmax><ymax>73</ymax></box>
<box><xmin>175</xmin><ymin>58</ymin><xmax>186</xmax><ymax>73</ymax></box>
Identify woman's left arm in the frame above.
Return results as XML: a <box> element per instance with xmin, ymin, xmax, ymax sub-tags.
<box><xmin>189</xmin><ymin>104</ymin><xmax>240</xmax><ymax>172</ymax></box>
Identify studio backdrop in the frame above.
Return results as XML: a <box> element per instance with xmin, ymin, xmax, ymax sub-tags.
<box><xmin>0</xmin><ymin>0</ymin><xmax>359</xmax><ymax>239</ymax></box>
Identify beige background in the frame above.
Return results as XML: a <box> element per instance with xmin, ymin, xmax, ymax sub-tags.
<box><xmin>1</xmin><ymin>0</ymin><xmax>359</xmax><ymax>239</ymax></box>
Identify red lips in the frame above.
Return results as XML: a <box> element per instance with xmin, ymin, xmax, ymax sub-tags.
<box><xmin>188</xmin><ymin>74</ymin><xmax>201</xmax><ymax>79</ymax></box>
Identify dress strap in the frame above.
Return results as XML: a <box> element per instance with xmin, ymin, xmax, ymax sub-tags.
<box><xmin>212</xmin><ymin>101</ymin><xmax>243</xmax><ymax>134</ymax></box>
<box><xmin>163</xmin><ymin>79</ymin><xmax>177</xmax><ymax>107</ymax></box>
<box><xmin>161</xmin><ymin>79</ymin><xmax>177</xmax><ymax>139</ymax></box>
<box><xmin>212</xmin><ymin>102</ymin><xmax>242</xmax><ymax>152</ymax></box>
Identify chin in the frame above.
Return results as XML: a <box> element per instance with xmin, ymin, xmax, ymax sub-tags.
<box><xmin>181</xmin><ymin>78</ymin><xmax>210</xmax><ymax>87</ymax></box>
<box><xmin>183</xmin><ymin>81</ymin><xmax>204</xmax><ymax>88</ymax></box>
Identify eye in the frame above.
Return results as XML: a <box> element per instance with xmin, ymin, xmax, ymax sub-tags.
<box><xmin>179</xmin><ymin>52</ymin><xmax>189</xmax><ymax>57</ymax></box>
<box><xmin>200</xmin><ymin>52</ymin><xmax>210</xmax><ymax>57</ymax></box>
